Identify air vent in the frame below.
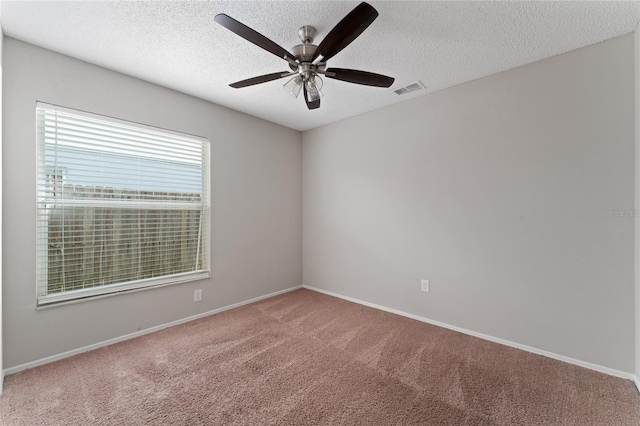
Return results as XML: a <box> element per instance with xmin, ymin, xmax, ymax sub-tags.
<box><xmin>393</xmin><ymin>81</ymin><xmax>426</xmax><ymax>96</ymax></box>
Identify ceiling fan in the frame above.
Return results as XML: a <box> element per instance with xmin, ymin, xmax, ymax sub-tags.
<box><xmin>214</xmin><ymin>2</ymin><xmax>395</xmax><ymax>110</ymax></box>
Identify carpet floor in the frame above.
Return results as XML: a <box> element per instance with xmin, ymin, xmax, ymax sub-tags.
<box><xmin>1</xmin><ymin>288</ymin><xmax>639</xmax><ymax>425</ymax></box>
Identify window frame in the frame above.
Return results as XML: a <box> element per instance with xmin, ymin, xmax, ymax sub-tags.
<box><xmin>35</xmin><ymin>102</ymin><xmax>211</xmax><ymax>307</ymax></box>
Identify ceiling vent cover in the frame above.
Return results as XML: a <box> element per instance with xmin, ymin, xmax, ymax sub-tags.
<box><xmin>394</xmin><ymin>81</ymin><xmax>426</xmax><ymax>96</ymax></box>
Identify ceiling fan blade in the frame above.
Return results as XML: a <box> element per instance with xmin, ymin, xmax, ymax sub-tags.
<box><xmin>325</xmin><ymin>68</ymin><xmax>394</xmax><ymax>87</ymax></box>
<box><xmin>229</xmin><ymin>72</ymin><xmax>290</xmax><ymax>88</ymax></box>
<box><xmin>303</xmin><ymin>85</ymin><xmax>321</xmax><ymax>110</ymax></box>
<box><xmin>311</xmin><ymin>2</ymin><xmax>378</xmax><ymax>63</ymax></box>
<box><xmin>215</xmin><ymin>14</ymin><xmax>297</xmax><ymax>63</ymax></box>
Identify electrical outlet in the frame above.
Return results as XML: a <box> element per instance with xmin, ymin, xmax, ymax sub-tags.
<box><xmin>421</xmin><ymin>280</ymin><xmax>430</xmax><ymax>293</ymax></box>
<box><xmin>194</xmin><ymin>289</ymin><xmax>202</xmax><ymax>302</ymax></box>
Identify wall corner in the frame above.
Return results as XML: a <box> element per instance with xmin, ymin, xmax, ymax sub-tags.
<box><xmin>0</xmin><ymin>0</ymin><xmax>5</xmax><ymax>396</ymax></box>
<box><xmin>634</xmin><ymin>21</ymin><xmax>640</xmax><ymax>395</ymax></box>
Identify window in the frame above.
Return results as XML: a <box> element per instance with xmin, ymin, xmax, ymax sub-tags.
<box><xmin>36</xmin><ymin>103</ymin><xmax>210</xmax><ymax>306</ymax></box>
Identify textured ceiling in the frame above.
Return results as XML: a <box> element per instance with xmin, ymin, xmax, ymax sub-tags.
<box><xmin>2</xmin><ymin>1</ymin><xmax>639</xmax><ymax>131</ymax></box>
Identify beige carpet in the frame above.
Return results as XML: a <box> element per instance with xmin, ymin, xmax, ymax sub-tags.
<box><xmin>1</xmin><ymin>288</ymin><xmax>639</xmax><ymax>425</ymax></box>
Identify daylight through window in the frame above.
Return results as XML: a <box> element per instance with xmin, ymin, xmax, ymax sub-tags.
<box><xmin>36</xmin><ymin>103</ymin><xmax>210</xmax><ymax>306</ymax></box>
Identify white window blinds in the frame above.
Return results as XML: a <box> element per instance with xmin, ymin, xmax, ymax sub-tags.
<box><xmin>36</xmin><ymin>102</ymin><xmax>210</xmax><ymax>306</ymax></box>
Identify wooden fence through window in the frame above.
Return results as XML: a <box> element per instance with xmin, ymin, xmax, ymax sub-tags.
<box><xmin>46</xmin><ymin>184</ymin><xmax>203</xmax><ymax>294</ymax></box>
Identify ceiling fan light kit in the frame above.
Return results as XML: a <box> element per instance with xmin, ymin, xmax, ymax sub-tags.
<box><xmin>284</xmin><ymin>75</ymin><xmax>304</xmax><ymax>99</ymax></box>
<box><xmin>214</xmin><ymin>2</ymin><xmax>394</xmax><ymax>110</ymax></box>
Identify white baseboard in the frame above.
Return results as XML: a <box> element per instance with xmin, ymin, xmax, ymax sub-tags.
<box><xmin>5</xmin><ymin>283</ymin><xmax>638</xmax><ymax>389</ymax></box>
<box><xmin>302</xmin><ymin>285</ymin><xmax>637</xmax><ymax>383</ymax></box>
<box><xmin>3</xmin><ymin>285</ymin><xmax>302</xmax><ymax>377</ymax></box>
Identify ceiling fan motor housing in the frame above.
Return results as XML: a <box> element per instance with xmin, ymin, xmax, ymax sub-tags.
<box><xmin>290</xmin><ymin>25</ymin><xmax>319</xmax><ymax>69</ymax></box>
<box><xmin>291</xmin><ymin>43</ymin><xmax>317</xmax><ymax>63</ymax></box>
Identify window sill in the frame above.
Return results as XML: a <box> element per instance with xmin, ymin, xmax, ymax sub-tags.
<box><xmin>36</xmin><ymin>271</ymin><xmax>211</xmax><ymax>310</ymax></box>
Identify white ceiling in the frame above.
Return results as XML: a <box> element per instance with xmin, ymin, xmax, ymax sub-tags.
<box><xmin>2</xmin><ymin>1</ymin><xmax>639</xmax><ymax>131</ymax></box>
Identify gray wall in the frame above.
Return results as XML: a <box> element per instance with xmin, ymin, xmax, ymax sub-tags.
<box><xmin>3</xmin><ymin>33</ymin><xmax>636</xmax><ymax>374</ymax></box>
<box><xmin>635</xmin><ymin>24</ymin><xmax>640</xmax><ymax>383</ymax></box>
<box><xmin>303</xmin><ymin>34</ymin><xmax>635</xmax><ymax>372</ymax></box>
<box><xmin>0</xmin><ymin>9</ymin><xmax>4</xmax><ymax>391</ymax></box>
<box><xmin>2</xmin><ymin>38</ymin><xmax>302</xmax><ymax>368</ymax></box>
